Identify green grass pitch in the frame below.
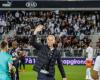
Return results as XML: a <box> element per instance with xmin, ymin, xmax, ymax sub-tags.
<box><xmin>19</xmin><ymin>65</ymin><xmax>86</xmax><ymax>80</ymax></box>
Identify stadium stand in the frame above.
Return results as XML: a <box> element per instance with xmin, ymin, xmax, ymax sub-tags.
<box><xmin>0</xmin><ymin>11</ymin><xmax>100</xmax><ymax>57</ymax></box>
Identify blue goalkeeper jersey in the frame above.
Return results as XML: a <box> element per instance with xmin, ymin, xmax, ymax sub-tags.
<box><xmin>0</xmin><ymin>51</ymin><xmax>13</xmax><ymax>80</ymax></box>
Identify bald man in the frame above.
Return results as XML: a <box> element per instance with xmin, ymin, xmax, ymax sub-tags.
<box><xmin>9</xmin><ymin>41</ymin><xmax>19</xmax><ymax>80</ymax></box>
<box><xmin>30</xmin><ymin>25</ymin><xmax>67</xmax><ymax>80</ymax></box>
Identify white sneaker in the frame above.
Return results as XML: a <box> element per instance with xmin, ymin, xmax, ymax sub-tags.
<box><xmin>86</xmin><ymin>75</ymin><xmax>89</xmax><ymax>80</ymax></box>
<box><xmin>89</xmin><ymin>77</ymin><xmax>93</xmax><ymax>80</ymax></box>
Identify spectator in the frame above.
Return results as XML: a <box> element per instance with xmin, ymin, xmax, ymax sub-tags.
<box><xmin>0</xmin><ymin>11</ymin><xmax>99</xmax><ymax>57</ymax></box>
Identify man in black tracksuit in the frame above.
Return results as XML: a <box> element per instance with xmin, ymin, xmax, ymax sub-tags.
<box><xmin>9</xmin><ymin>41</ymin><xmax>19</xmax><ymax>80</ymax></box>
<box><xmin>30</xmin><ymin>25</ymin><xmax>67</xmax><ymax>80</ymax></box>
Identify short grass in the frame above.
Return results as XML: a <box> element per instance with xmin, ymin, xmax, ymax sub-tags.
<box><xmin>19</xmin><ymin>65</ymin><xmax>86</xmax><ymax>80</ymax></box>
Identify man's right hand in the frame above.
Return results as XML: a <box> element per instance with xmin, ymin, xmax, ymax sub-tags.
<box><xmin>63</xmin><ymin>78</ymin><xmax>67</xmax><ymax>80</ymax></box>
<box><xmin>34</xmin><ymin>25</ymin><xmax>44</xmax><ymax>35</ymax></box>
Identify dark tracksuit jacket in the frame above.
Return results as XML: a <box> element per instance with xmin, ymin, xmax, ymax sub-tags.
<box><xmin>30</xmin><ymin>35</ymin><xmax>66</xmax><ymax>80</ymax></box>
<box><xmin>9</xmin><ymin>48</ymin><xmax>19</xmax><ymax>80</ymax></box>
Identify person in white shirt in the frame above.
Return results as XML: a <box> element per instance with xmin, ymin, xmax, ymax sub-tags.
<box><xmin>73</xmin><ymin>23</ymin><xmax>79</xmax><ymax>32</ymax></box>
<box><xmin>48</xmin><ymin>21</ymin><xmax>55</xmax><ymax>34</ymax></box>
<box><xmin>92</xmin><ymin>56</ymin><xmax>100</xmax><ymax>80</ymax></box>
<box><xmin>15</xmin><ymin>11</ymin><xmax>19</xmax><ymax>18</ymax></box>
<box><xmin>85</xmin><ymin>44</ymin><xmax>94</xmax><ymax>80</ymax></box>
<box><xmin>15</xmin><ymin>11</ymin><xmax>20</xmax><ymax>24</ymax></box>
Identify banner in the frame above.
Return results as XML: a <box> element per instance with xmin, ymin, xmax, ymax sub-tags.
<box><xmin>0</xmin><ymin>1</ymin><xmax>100</xmax><ymax>8</ymax></box>
<box><xmin>25</xmin><ymin>57</ymin><xmax>95</xmax><ymax>65</ymax></box>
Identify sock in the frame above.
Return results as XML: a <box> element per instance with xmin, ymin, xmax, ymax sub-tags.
<box><xmin>86</xmin><ymin>68</ymin><xmax>89</xmax><ymax>79</ymax></box>
<box><xmin>88</xmin><ymin>68</ymin><xmax>92</xmax><ymax>79</ymax></box>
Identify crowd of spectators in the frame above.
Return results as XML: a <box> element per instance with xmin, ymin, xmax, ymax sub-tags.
<box><xmin>0</xmin><ymin>10</ymin><xmax>100</xmax><ymax>57</ymax></box>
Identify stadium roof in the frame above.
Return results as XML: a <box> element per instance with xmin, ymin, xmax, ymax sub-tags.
<box><xmin>0</xmin><ymin>0</ymin><xmax>100</xmax><ymax>10</ymax></box>
<box><xmin>0</xmin><ymin>0</ymin><xmax>100</xmax><ymax>1</ymax></box>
